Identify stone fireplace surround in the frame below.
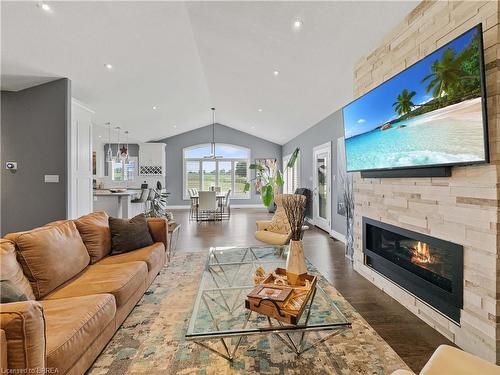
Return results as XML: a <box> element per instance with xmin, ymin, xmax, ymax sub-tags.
<box><xmin>351</xmin><ymin>0</ymin><xmax>500</xmax><ymax>364</ymax></box>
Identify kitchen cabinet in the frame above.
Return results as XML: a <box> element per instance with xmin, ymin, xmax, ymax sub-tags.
<box><xmin>139</xmin><ymin>143</ymin><xmax>166</xmax><ymax>176</ymax></box>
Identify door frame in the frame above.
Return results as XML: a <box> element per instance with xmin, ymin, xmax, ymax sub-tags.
<box><xmin>312</xmin><ymin>141</ymin><xmax>332</xmax><ymax>232</ymax></box>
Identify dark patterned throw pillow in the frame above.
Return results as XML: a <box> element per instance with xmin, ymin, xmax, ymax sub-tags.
<box><xmin>109</xmin><ymin>214</ymin><xmax>154</xmax><ymax>254</ymax></box>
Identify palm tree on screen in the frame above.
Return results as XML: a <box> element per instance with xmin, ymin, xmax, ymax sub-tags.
<box><xmin>422</xmin><ymin>47</ymin><xmax>476</xmax><ymax>98</ymax></box>
<box><xmin>393</xmin><ymin>89</ymin><xmax>417</xmax><ymax>116</ymax></box>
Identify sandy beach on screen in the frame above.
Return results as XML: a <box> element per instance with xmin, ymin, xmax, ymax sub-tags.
<box><xmin>410</xmin><ymin>97</ymin><xmax>482</xmax><ymax>125</ymax></box>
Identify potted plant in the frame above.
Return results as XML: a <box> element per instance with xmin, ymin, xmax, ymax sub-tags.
<box><xmin>243</xmin><ymin>147</ymin><xmax>300</xmax><ymax>210</ymax></box>
<box><xmin>146</xmin><ymin>188</ymin><xmax>172</xmax><ymax>220</ymax></box>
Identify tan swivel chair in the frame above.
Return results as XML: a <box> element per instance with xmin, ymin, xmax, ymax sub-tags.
<box><xmin>391</xmin><ymin>345</ymin><xmax>500</xmax><ymax>375</ymax></box>
<box><xmin>255</xmin><ymin>194</ymin><xmax>292</xmax><ymax>245</ymax></box>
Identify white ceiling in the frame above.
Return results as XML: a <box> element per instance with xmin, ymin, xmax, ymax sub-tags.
<box><xmin>1</xmin><ymin>1</ymin><xmax>418</xmax><ymax>145</ymax></box>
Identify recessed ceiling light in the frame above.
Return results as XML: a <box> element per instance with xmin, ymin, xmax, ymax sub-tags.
<box><xmin>38</xmin><ymin>2</ymin><xmax>51</xmax><ymax>12</ymax></box>
<box><xmin>104</xmin><ymin>63</ymin><xmax>113</xmax><ymax>70</ymax></box>
<box><xmin>273</xmin><ymin>70</ymin><xmax>279</xmax><ymax>76</ymax></box>
<box><xmin>258</xmin><ymin>108</ymin><xmax>263</xmax><ymax>112</ymax></box>
<box><xmin>293</xmin><ymin>18</ymin><xmax>303</xmax><ymax>30</ymax></box>
<box><xmin>98</xmin><ymin>135</ymin><xmax>102</xmax><ymax>138</ymax></box>
<box><xmin>173</xmin><ymin>125</ymin><xmax>177</xmax><ymax>129</ymax></box>
<box><xmin>152</xmin><ymin>106</ymin><xmax>158</xmax><ymax>110</ymax></box>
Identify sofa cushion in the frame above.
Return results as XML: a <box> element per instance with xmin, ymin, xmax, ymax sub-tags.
<box><xmin>42</xmin><ymin>294</ymin><xmax>116</xmax><ymax>374</ymax></box>
<box><xmin>75</xmin><ymin>211</ymin><xmax>111</xmax><ymax>264</ymax></box>
<box><xmin>0</xmin><ymin>239</ymin><xmax>35</xmax><ymax>300</ymax></box>
<box><xmin>96</xmin><ymin>242</ymin><xmax>165</xmax><ymax>272</ymax></box>
<box><xmin>109</xmin><ymin>214</ymin><xmax>154</xmax><ymax>254</ymax></box>
<box><xmin>44</xmin><ymin>262</ymin><xmax>147</xmax><ymax>308</ymax></box>
<box><xmin>5</xmin><ymin>221</ymin><xmax>90</xmax><ymax>299</ymax></box>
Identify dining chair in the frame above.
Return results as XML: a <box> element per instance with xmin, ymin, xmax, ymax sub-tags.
<box><xmin>188</xmin><ymin>188</ymin><xmax>198</xmax><ymax>220</ymax></box>
<box><xmin>221</xmin><ymin>189</ymin><xmax>231</xmax><ymax>220</ymax></box>
<box><xmin>197</xmin><ymin>191</ymin><xmax>218</xmax><ymax>222</ymax></box>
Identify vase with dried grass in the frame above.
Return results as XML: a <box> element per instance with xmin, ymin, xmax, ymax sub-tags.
<box><xmin>283</xmin><ymin>194</ymin><xmax>307</xmax><ymax>286</ymax></box>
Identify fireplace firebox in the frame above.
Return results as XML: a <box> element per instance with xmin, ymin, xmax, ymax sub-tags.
<box><xmin>363</xmin><ymin>217</ymin><xmax>463</xmax><ymax>323</ymax></box>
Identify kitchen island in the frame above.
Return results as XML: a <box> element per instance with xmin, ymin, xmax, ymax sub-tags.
<box><xmin>93</xmin><ymin>190</ymin><xmax>144</xmax><ymax>218</ymax></box>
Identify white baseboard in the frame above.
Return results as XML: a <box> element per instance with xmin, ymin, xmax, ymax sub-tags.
<box><xmin>330</xmin><ymin>229</ymin><xmax>346</xmax><ymax>243</ymax></box>
<box><xmin>166</xmin><ymin>204</ymin><xmax>266</xmax><ymax>210</ymax></box>
<box><xmin>166</xmin><ymin>205</ymin><xmax>191</xmax><ymax>210</ymax></box>
<box><xmin>231</xmin><ymin>204</ymin><xmax>266</xmax><ymax>209</ymax></box>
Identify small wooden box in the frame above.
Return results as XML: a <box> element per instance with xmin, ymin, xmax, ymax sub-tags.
<box><xmin>245</xmin><ymin>268</ymin><xmax>317</xmax><ymax>325</ymax></box>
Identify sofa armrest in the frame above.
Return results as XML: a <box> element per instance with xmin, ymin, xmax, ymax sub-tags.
<box><xmin>0</xmin><ymin>301</ymin><xmax>46</xmax><ymax>372</ymax></box>
<box><xmin>256</xmin><ymin>220</ymin><xmax>272</xmax><ymax>231</ymax></box>
<box><xmin>1</xmin><ymin>329</ymin><xmax>7</xmax><ymax>375</ymax></box>
<box><xmin>147</xmin><ymin>217</ymin><xmax>169</xmax><ymax>252</ymax></box>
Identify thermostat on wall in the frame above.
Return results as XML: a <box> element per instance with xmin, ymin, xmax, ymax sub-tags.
<box><xmin>5</xmin><ymin>161</ymin><xmax>17</xmax><ymax>171</ymax></box>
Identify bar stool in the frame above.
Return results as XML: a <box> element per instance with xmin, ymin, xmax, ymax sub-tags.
<box><xmin>131</xmin><ymin>189</ymin><xmax>149</xmax><ymax>215</ymax></box>
<box><xmin>146</xmin><ymin>188</ymin><xmax>156</xmax><ymax>215</ymax></box>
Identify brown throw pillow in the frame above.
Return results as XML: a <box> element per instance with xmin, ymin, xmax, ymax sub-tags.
<box><xmin>75</xmin><ymin>211</ymin><xmax>111</xmax><ymax>263</ymax></box>
<box><xmin>109</xmin><ymin>214</ymin><xmax>154</xmax><ymax>255</ymax></box>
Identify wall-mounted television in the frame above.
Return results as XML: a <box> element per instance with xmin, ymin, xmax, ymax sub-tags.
<box><xmin>342</xmin><ymin>24</ymin><xmax>488</xmax><ymax>174</ymax></box>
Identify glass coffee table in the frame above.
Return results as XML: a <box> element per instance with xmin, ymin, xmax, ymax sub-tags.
<box><xmin>185</xmin><ymin>245</ymin><xmax>351</xmax><ymax>361</ymax></box>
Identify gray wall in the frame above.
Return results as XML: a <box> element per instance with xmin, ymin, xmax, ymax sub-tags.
<box><xmin>1</xmin><ymin>79</ymin><xmax>71</xmax><ymax>235</ymax></box>
<box><xmin>155</xmin><ymin>123</ymin><xmax>282</xmax><ymax>206</ymax></box>
<box><xmin>282</xmin><ymin>109</ymin><xmax>347</xmax><ymax>237</ymax></box>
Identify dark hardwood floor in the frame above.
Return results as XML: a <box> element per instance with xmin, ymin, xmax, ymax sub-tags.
<box><xmin>170</xmin><ymin>207</ymin><xmax>453</xmax><ymax>372</ymax></box>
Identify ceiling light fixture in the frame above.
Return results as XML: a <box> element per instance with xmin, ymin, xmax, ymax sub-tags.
<box><xmin>258</xmin><ymin>108</ymin><xmax>263</xmax><ymax>112</ymax></box>
<box><xmin>204</xmin><ymin>108</ymin><xmax>222</xmax><ymax>159</ymax></box>
<box><xmin>153</xmin><ymin>106</ymin><xmax>158</xmax><ymax>110</ymax></box>
<box><xmin>104</xmin><ymin>63</ymin><xmax>113</xmax><ymax>70</ymax></box>
<box><xmin>173</xmin><ymin>125</ymin><xmax>177</xmax><ymax>128</ymax></box>
<box><xmin>115</xmin><ymin>126</ymin><xmax>122</xmax><ymax>162</ymax></box>
<box><xmin>124</xmin><ymin>131</ymin><xmax>130</xmax><ymax>163</ymax></box>
<box><xmin>293</xmin><ymin>18</ymin><xmax>303</xmax><ymax>30</ymax></box>
<box><xmin>38</xmin><ymin>2</ymin><xmax>51</xmax><ymax>12</ymax></box>
<box><xmin>273</xmin><ymin>70</ymin><xmax>279</xmax><ymax>76</ymax></box>
<box><xmin>105</xmin><ymin>122</ymin><xmax>113</xmax><ymax>162</ymax></box>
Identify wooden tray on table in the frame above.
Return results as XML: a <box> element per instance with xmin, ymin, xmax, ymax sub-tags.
<box><xmin>245</xmin><ymin>268</ymin><xmax>317</xmax><ymax>325</ymax></box>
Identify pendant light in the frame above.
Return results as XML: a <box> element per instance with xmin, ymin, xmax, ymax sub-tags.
<box><xmin>105</xmin><ymin>122</ymin><xmax>113</xmax><ymax>162</ymax></box>
<box><xmin>204</xmin><ymin>107</ymin><xmax>222</xmax><ymax>159</ymax></box>
<box><xmin>115</xmin><ymin>126</ymin><xmax>122</xmax><ymax>162</ymax></box>
<box><xmin>124</xmin><ymin>131</ymin><xmax>130</xmax><ymax>164</ymax></box>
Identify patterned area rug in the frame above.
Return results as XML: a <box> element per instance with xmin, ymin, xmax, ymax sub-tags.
<box><xmin>89</xmin><ymin>252</ymin><xmax>410</xmax><ymax>374</ymax></box>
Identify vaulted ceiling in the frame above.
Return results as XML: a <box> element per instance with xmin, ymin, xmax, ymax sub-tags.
<box><xmin>1</xmin><ymin>1</ymin><xmax>418</xmax><ymax>144</ymax></box>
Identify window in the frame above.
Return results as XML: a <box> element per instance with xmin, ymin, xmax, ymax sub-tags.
<box><xmin>283</xmin><ymin>152</ymin><xmax>300</xmax><ymax>194</ymax></box>
<box><xmin>111</xmin><ymin>157</ymin><xmax>138</xmax><ymax>181</ymax></box>
<box><xmin>183</xmin><ymin>144</ymin><xmax>250</xmax><ymax>199</ymax></box>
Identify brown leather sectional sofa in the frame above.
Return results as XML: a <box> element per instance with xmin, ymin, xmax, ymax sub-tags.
<box><xmin>0</xmin><ymin>212</ymin><xmax>169</xmax><ymax>375</ymax></box>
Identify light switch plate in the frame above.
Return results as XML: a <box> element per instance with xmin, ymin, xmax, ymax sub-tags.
<box><xmin>44</xmin><ymin>175</ymin><xmax>59</xmax><ymax>183</ymax></box>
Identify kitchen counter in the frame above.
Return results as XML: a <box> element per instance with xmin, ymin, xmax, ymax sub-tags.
<box><xmin>93</xmin><ymin>190</ymin><xmax>142</xmax><ymax>218</ymax></box>
<box><xmin>94</xmin><ymin>190</ymin><xmax>139</xmax><ymax>196</ymax></box>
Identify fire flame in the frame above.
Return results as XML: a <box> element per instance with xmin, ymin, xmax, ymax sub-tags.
<box><xmin>411</xmin><ymin>241</ymin><xmax>432</xmax><ymax>264</ymax></box>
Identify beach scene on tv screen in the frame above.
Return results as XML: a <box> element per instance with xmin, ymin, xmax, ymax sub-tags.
<box><xmin>344</xmin><ymin>26</ymin><xmax>486</xmax><ymax>172</ymax></box>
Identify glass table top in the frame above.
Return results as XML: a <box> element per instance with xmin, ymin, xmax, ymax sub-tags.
<box><xmin>186</xmin><ymin>246</ymin><xmax>350</xmax><ymax>339</ymax></box>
